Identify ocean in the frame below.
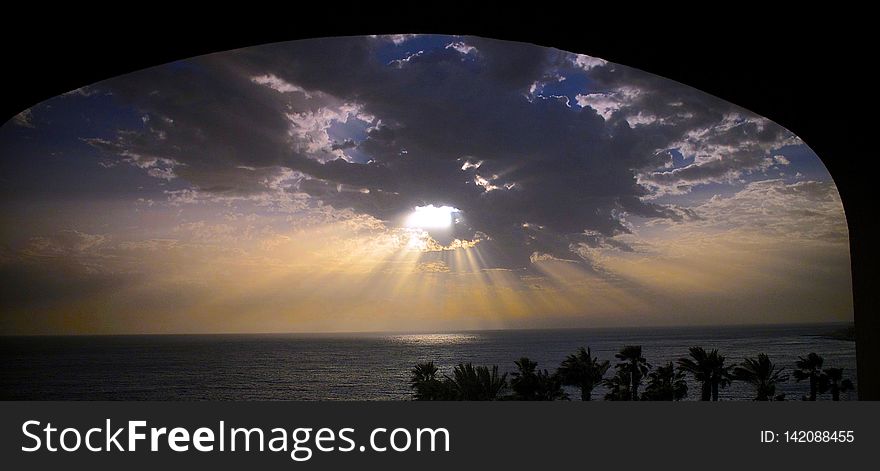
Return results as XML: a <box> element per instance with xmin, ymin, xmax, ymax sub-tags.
<box><xmin>0</xmin><ymin>323</ymin><xmax>857</xmax><ymax>401</ymax></box>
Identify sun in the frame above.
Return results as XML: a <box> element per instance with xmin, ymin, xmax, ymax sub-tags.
<box><xmin>405</xmin><ymin>205</ymin><xmax>459</xmax><ymax>229</ymax></box>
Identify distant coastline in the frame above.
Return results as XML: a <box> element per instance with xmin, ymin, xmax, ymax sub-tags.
<box><xmin>811</xmin><ymin>325</ymin><xmax>856</xmax><ymax>342</ymax></box>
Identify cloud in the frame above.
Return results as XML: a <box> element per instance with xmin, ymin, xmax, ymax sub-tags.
<box><xmin>371</xmin><ymin>34</ymin><xmax>421</xmax><ymax>45</ymax></box>
<box><xmin>11</xmin><ymin>108</ymin><xmax>34</xmax><ymax>127</ymax></box>
<box><xmin>577</xmin><ymin>63</ymin><xmax>802</xmax><ymax>196</ymax></box>
<box><xmin>9</xmin><ymin>230</ymin><xmax>112</xmax><ymax>278</ymax></box>
<box><xmin>76</xmin><ymin>35</ymin><xmax>813</xmax><ymax>269</ymax></box>
<box><xmin>22</xmin><ymin>230</ymin><xmax>108</xmax><ymax>258</ymax></box>
<box><xmin>61</xmin><ymin>86</ymin><xmax>99</xmax><ymax>97</ymax></box>
<box><xmin>250</xmin><ymin>73</ymin><xmax>312</xmax><ymax>97</ymax></box>
<box><xmin>692</xmin><ymin>179</ymin><xmax>848</xmax><ymax>243</ymax></box>
<box><xmin>83</xmin><ymin>137</ymin><xmax>182</xmax><ymax>181</ymax></box>
<box><xmin>637</xmin><ymin>114</ymin><xmax>799</xmax><ymax>194</ymax></box>
<box><xmin>575</xmin><ymin>86</ymin><xmax>641</xmax><ymax>119</ymax></box>
<box><xmin>773</xmin><ymin>155</ymin><xmax>790</xmax><ymax>165</ymax></box>
<box><xmin>174</xmin><ymin>221</ymin><xmax>241</xmax><ymax>244</ymax></box>
<box><xmin>445</xmin><ymin>41</ymin><xmax>478</xmax><ymax>56</ymax></box>
<box><xmin>285</xmin><ymin>102</ymin><xmax>374</xmax><ymax>162</ymax></box>
<box><xmin>570</xmin><ymin>53</ymin><xmax>608</xmax><ymax>71</ymax></box>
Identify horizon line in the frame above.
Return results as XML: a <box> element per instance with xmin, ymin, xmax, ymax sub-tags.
<box><xmin>0</xmin><ymin>320</ymin><xmax>853</xmax><ymax>338</ymax></box>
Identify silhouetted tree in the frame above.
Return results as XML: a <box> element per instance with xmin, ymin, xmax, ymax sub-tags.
<box><xmin>603</xmin><ymin>368</ymin><xmax>633</xmax><ymax>401</ymax></box>
<box><xmin>615</xmin><ymin>346</ymin><xmax>650</xmax><ymax>401</ymax></box>
<box><xmin>511</xmin><ymin>357</ymin><xmax>540</xmax><ymax>399</ymax></box>
<box><xmin>510</xmin><ymin>357</ymin><xmax>568</xmax><ymax>401</ymax></box>
<box><xmin>733</xmin><ymin>354</ymin><xmax>788</xmax><ymax>401</ymax></box>
<box><xmin>822</xmin><ymin>367</ymin><xmax>853</xmax><ymax>401</ymax></box>
<box><xmin>641</xmin><ymin>362</ymin><xmax>688</xmax><ymax>401</ymax></box>
<box><xmin>535</xmin><ymin>371</ymin><xmax>568</xmax><ymax>401</ymax></box>
<box><xmin>793</xmin><ymin>353</ymin><xmax>825</xmax><ymax>401</ymax></box>
<box><xmin>409</xmin><ymin>362</ymin><xmax>454</xmax><ymax>400</ymax></box>
<box><xmin>445</xmin><ymin>363</ymin><xmax>508</xmax><ymax>400</ymax></box>
<box><xmin>557</xmin><ymin>347</ymin><xmax>610</xmax><ymax>401</ymax></box>
<box><xmin>678</xmin><ymin>347</ymin><xmax>732</xmax><ymax>401</ymax></box>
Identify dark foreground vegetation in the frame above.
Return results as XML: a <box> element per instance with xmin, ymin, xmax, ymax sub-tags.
<box><xmin>410</xmin><ymin>347</ymin><xmax>853</xmax><ymax>401</ymax></box>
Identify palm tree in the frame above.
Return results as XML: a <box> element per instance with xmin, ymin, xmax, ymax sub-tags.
<box><xmin>641</xmin><ymin>362</ymin><xmax>688</xmax><ymax>401</ymax></box>
<box><xmin>410</xmin><ymin>362</ymin><xmax>437</xmax><ymax>400</ymax></box>
<box><xmin>793</xmin><ymin>353</ymin><xmax>825</xmax><ymax>401</ymax></box>
<box><xmin>822</xmin><ymin>368</ymin><xmax>853</xmax><ymax>401</ymax></box>
<box><xmin>603</xmin><ymin>368</ymin><xmax>633</xmax><ymax>401</ymax></box>
<box><xmin>678</xmin><ymin>347</ymin><xmax>733</xmax><ymax>401</ymax></box>
<box><xmin>557</xmin><ymin>347</ymin><xmax>610</xmax><ymax>401</ymax></box>
<box><xmin>537</xmin><ymin>371</ymin><xmax>569</xmax><ymax>401</ymax></box>
<box><xmin>733</xmin><ymin>354</ymin><xmax>788</xmax><ymax>401</ymax></box>
<box><xmin>510</xmin><ymin>357</ymin><xmax>568</xmax><ymax>401</ymax></box>
<box><xmin>511</xmin><ymin>357</ymin><xmax>540</xmax><ymax>399</ymax></box>
<box><xmin>409</xmin><ymin>362</ymin><xmax>453</xmax><ymax>400</ymax></box>
<box><xmin>615</xmin><ymin>345</ymin><xmax>650</xmax><ymax>401</ymax></box>
<box><xmin>445</xmin><ymin>363</ymin><xmax>508</xmax><ymax>400</ymax></box>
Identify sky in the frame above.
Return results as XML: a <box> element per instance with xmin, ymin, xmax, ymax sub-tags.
<box><xmin>0</xmin><ymin>35</ymin><xmax>852</xmax><ymax>334</ymax></box>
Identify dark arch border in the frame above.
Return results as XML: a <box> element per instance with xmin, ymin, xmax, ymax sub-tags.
<box><xmin>3</xmin><ymin>12</ymin><xmax>874</xmax><ymax>399</ymax></box>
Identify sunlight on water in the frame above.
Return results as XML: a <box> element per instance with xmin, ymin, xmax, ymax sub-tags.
<box><xmin>387</xmin><ymin>333</ymin><xmax>480</xmax><ymax>346</ymax></box>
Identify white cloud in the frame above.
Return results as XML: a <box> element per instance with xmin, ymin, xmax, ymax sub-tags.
<box><xmin>625</xmin><ymin>112</ymin><xmax>662</xmax><ymax>127</ymax></box>
<box><xmin>286</xmin><ymin>102</ymin><xmax>374</xmax><ymax>162</ymax></box>
<box><xmin>251</xmin><ymin>74</ymin><xmax>312</xmax><ymax>98</ymax></box>
<box><xmin>692</xmin><ymin>179</ymin><xmax>848</xmax><ymax>243</ymax></box>
<box><xmin>638</xmin><ymin>114</ymin><xmax>801</xmax><ymax>195</ymax></box>
<box><xmin>372</xmin><ymin>34</ymin><xmax>420</xmax><ymax>45</ymax></box>
<box><xmin>389</xmin><ymin>50</ymin><xmax>424</xmax><ymax>67</ymax></box>
<box><xmin>575</xmin><ymin>86</ymin><xmax>641</xmax><ymax>120</ymax></box>
<box><xmin>473</xmin><ymin>173</ymin><xmax>516</xmax><ymax>193</ymax></box>
<box><xmin>460</xmin><ymin>159</ymin><xmax>482</xmax><ymax>171</ymax></box>
<box><xmin>121</xmin><ymin>152</ymin><xmax>180</xmax><ymax>180</ymax></box>
<box><xmin>445</xmin><ymin>41</ymin><xmax>477</xmax><ymax>55</ymax></box>
<box><xmin>570</xmin><ymin>53</ymin><xmax>608</xmax><ymax>71</ymax></box>
<box><xmin>474</xmin><ymin>174</ymin><xmax>498</xmax><ymax>192</ymax></box>
<box><xmin>11</xmin><ymin>109</ymin><xmax>34</xmax><ymax>128</ymax></box>
<box><xmin>61</xmin><ymin>86</ymin><xmax>99</xmax><ymax>97</ymax></box>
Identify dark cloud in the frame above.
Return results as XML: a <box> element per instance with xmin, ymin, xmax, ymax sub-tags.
<box><xmin>82</xmin><ymin>35</ymin><xmax>798</xmax><ymax>268</ymax></box>
<box><xmin>331</xmin><ymin>139</ymin><xmax>357</xmax><ymax>151</ymax></box>
<box><xmin>579</xmin><ymin>60</ymin><xmax>798</xmax><ymax>193</ymax></box>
